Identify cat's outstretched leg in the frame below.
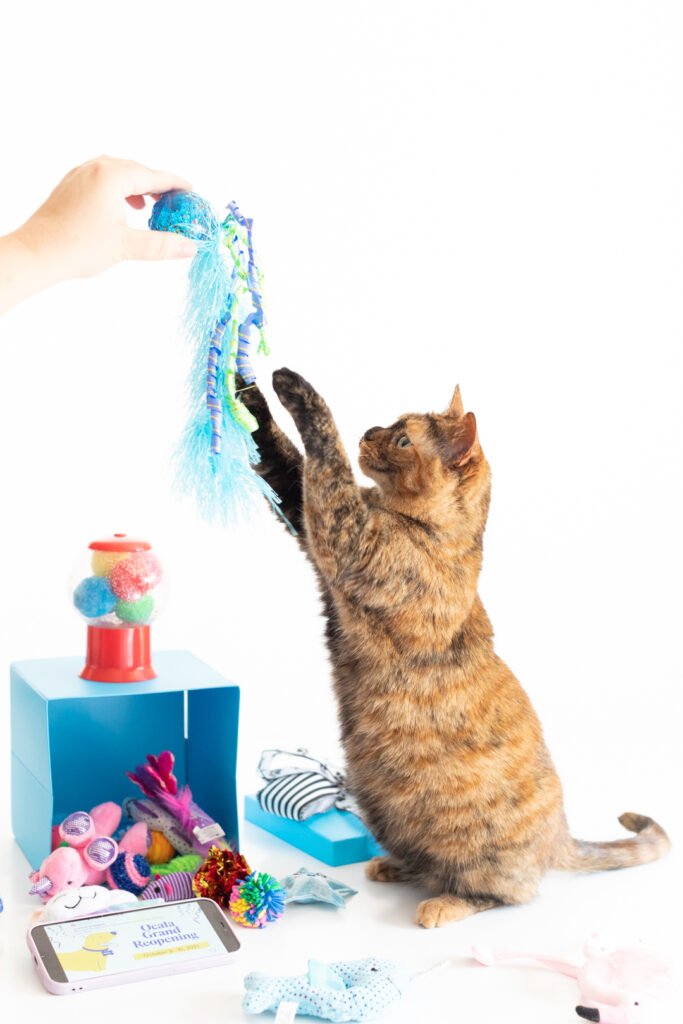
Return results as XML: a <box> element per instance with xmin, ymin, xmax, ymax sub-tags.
<box><xmin>238</xmin><ymin>376</ymin><xmax>305</xmax><ymax>534</ymax></box>
<box><xmin>416</xmin><ymin>894</ymin><xmax>501</xmax><ymax>928</ymax></box>
<box><xmin>272</xmin><ymin>368</ymin><xmax>382</xmax><ymax>581</ymax></box>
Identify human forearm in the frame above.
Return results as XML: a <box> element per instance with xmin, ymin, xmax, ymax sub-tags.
<box><xmin>0</xmin><ymin>228</ymin><xmax>62</xmax><ymax>315</ymax></box>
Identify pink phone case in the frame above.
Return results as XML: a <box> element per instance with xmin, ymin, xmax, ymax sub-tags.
<box><xmin>27</xmin><ymin>898</ymin><xmax>240</xmax><ymax>995</ymax></box>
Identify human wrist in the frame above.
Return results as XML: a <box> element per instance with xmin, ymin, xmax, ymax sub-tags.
<box><xmin>11</xmin><ymin>216</ymin><xmax>72</xmax><ymax>289</ymax></box>
<box><xmin>0</xmin><ymin>226</ymin><xmax>59</xmax><ymax>315</ymax></box>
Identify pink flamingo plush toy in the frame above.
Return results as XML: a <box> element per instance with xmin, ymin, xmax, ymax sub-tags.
<box><xmin>472</xmin><ymin>935</ymin><xmax>672</xmax><ymax>1024</ymax></box>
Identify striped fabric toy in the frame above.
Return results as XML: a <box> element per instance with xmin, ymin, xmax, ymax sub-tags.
<box><xmin>149</xmin><ymin>190</ymin><xmax>283</xmax><ymax>524</ymax></box>
<box><xmin>257</xmin><ymin>748</ymin><xmax>355</xmax><ymax>821</ymax></box>
<box><xmin>140</xmin><ymin>872</ymin><xmax>195</xmax><ymax>902</ymax></box>
<box><xmin>258</xmin><ymin>771</ymin><xmax>343</xmax><ymax>821</ymax></box>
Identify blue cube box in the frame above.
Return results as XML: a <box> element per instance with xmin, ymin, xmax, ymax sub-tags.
<box><xmin>11</xmin><ymin>651</ymin><xmax>239</xmax><ymax>869</ymax></box>
<box><xmin>244</xmin><ymin>794</ymin><xmax>382</xmax><ymax>866</ymax></box>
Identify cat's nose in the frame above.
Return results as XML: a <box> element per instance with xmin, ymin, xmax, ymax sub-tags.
<box><xmin>362</xmin><ymin>426</ymin><xmax>383</xmax><ymax>442</ymax></box>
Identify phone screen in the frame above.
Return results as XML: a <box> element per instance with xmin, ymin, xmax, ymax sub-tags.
<box><xmin>33</xmin><ymin>899</ymin><xmax>239</xmax><ymax>984</ymax></box>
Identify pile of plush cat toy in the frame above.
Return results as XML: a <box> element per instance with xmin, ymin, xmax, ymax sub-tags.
<box><xmin>27</xmin><ymin>751</ymin><xmax>285</xmax><ymax>929</ymax></box>
<box><xmin>148</xmin><ymin>190</ymin><xmax>288</xmax><ymax>526</ymax></box>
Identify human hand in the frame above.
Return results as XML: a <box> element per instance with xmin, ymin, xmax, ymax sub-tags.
<box><xmin>8</xmin><ymin>156</ymin><xmax>197</xmax><ymax>288</ymax></box>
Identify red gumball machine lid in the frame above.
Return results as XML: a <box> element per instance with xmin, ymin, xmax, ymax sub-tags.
<box><xmin>89</xmin><ymin>534</ymin><xmax>152</xmax><ymax>553</ymax></box>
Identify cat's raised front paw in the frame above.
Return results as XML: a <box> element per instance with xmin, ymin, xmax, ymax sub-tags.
<box><xmin>272</xmin><ymin>366</ymin><xmax>315</xmax><ymax>409</ymax></box>
<box><xmin>236</xmin><ymin>373</ymin><xmax>272</xmax><ymax>422</ymax></box>
<box><xmin>272</xmin><ymin>367</ymin><xmax>327</xmax><ymax>434</ymax></box>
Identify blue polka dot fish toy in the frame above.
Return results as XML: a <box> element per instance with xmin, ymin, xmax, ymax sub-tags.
<box><xmin>243</xmin><ymin>957</ymin><xmax>410</xmax><ymax>1022</ymax></box>
<box><xmin>150</xmin><ymin>190</ymin><xmax>282</xmax><ymax>524</ymax></box>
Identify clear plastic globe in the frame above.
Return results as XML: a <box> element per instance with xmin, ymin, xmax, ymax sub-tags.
<box><xmin>71</xmin><ymin>535</ymin><xmax>167</xmax><ymax>628</ymax></box>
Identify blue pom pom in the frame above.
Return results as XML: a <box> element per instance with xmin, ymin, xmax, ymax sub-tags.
<box><xmin>149</xmin><ymin>190</ymin><xmax>219</xmax><ymax>242</ymax></box>
<box><xmin>73</xmin><ymin>576</ymin><xmax>117</xmax><ymax>618</ymax></box>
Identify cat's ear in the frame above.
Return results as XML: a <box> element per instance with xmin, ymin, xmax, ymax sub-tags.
<box><xmin>447</xmin><ymin>385</ymin><xmax>465</xmax><ymax>418</ymax></box>
<box><xmin>447</xmin><ymin>411</ymin><xmax>478</xmax><ymax>467</ymax></box>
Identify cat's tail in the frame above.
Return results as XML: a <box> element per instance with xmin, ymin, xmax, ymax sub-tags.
<box><xmin>554</xmin><ymin>812</ymin><xmax>671</xmax><ymax>872</ymax></box>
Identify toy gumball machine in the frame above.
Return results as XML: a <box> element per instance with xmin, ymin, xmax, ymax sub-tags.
<box><xmin>71</xmin><ymin>535</ymin><xmax>166</xmax><ymax>682</ymax></box>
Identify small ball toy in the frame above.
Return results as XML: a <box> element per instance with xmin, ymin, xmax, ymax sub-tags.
<box><xmin>148</xmin><ymin>189</ymin><xmax>220</xmax><ymax>241</ymax></box>
<box><xmin>73</xmin><ymin>576</ymin><xmax>117</xmax><ymax>619</ymax></box>
<box><xmin>110</xmin><ymin>551</ymin><xmax>162</xmax><ymax>602</ymax></box>
<box><xmin>106</xmin><ymin>851</ymin><xmax>151</xmax><ymax>895</ymax></box>
<box><xmin>115</xmin><ymin>592</ymin><xmax>155</xmax><ymax>624</ymax></box>
<box><xmin>91</xmin><ymin>550</ymin><xmax>129</xmax><ymax>577</ymax></box>
<box><xmin>147</xmin><ymin>830</ymin><xmax>176</xmax><ymax>864</ymax></box>
<box><xmin>229</xmin><ymin>871</ymin><xmax>285</xmax><ymax>928</ymax></box>
<box><xmin>192</xmin><ymin>847</ymin><xmax>251</xmax><ymax>908</ymax></box>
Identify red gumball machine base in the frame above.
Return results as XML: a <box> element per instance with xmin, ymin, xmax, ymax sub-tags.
<box><xmin>80</xmin><ymin>625</ymin><xmax>157</xmax><ymax>683</ymax></box>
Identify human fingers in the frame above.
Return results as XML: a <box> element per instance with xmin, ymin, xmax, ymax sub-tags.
<box><xmin>125</xmin><ymin>194</ymin><xmax>148</xmax><ymax>211</ymax></box>
<box><xmin>108</xmin><ymin>157</ymin><xmax>193</xmax><ymax>199</ymax></box>
<box><xmin>122</xmin><ymin>225</ymin><xmax>196</xmax><ymax>262</ymax></box>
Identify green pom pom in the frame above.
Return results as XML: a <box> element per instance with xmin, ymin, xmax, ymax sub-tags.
<box><xmin>116</xmin><ymin>592</ymin><xmax>154</xmax><ymax>623</ymax></box>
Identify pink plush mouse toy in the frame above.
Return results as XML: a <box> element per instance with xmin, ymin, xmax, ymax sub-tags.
<box><xmin>28</xmin><ymin>803</ymin><xmax>149</xmax><ymax>903</ymax></box>
<box><xmin>472</xmin><ymin>935</ymin><xmax>672</xmax><ymax>1024</ymax></box>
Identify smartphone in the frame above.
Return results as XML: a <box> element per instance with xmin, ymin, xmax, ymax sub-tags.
<box><xmin>27</xmin><ymin>897</ymin><xmax>240</xmax><ymax>995</ymax></box>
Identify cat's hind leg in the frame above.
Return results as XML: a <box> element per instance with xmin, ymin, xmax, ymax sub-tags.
<box><xmin>365</xmin><ymin>855</ymin><xmax>410</xmax><ymax>883</ymax></box>
<box><xmin>416</xmin><ymin>869</ymin><xmax>540</xmax><ymax>928</ymax></box>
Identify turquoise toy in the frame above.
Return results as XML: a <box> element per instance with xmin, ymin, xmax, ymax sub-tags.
<box><xmin>149</xmin><ymin>190</ymin><xmax>282</xmax><ymax>524</ymax></box>
<box><xmin>243</xmin><ymin>957</ymin><xmax>410</xmax><ymax>1022</ymax></box>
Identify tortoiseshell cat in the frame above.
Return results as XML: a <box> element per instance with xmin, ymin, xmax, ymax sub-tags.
<box><xmin>243</xmin><ymin>368</ymin><xmax>670</xmax><ymax>928</ymax></box>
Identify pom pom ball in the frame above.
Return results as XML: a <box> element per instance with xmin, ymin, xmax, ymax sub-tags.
<box><xmin>73</xmin><ymin>576</ymin><xmax>117</xmax><ymax>618</ymax></box>
<box><xmin>110</xmin><ymin>552</ymin><xmax>162</xmax><ymax>602</ymax></box>
<box><xmin>149</xmin><ymin>190</ymin><xmax>219</xmax><ymax>241</ymax></box>
<box><xmin>115</xmin><ymin>592</ymin><xmax>154</xmax><ymax>624</ymax></box>
<box><xmin>146</xmin><ymin>830</ymin><xmax>176</xmax><ymax>864</ymax></box>
<box><xmin>229</xmin><ymin>871</ymin><xmax>285</xmax><ymax>928</ymax></box>
<box><xmin>91</xmin><ymin>550</ymin><xmax>129</xmax><ymax>577</ymax></box>
<box><xmin>107</xmin><ymin>851</ymin><xmax>151</xmax><ymax>895</ymax></box>
<box><xmin>192</xmin><ymin>847</ymin><xmax>251</xmax><ymax>908</ymax></box>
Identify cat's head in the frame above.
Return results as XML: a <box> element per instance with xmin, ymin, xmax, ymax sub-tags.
<box><xmin>358</xmin><ymin>385</ymin><xmax>491</xmax><ymax>530</ymax></box>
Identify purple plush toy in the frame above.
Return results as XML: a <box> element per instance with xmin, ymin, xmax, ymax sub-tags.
<box><xmin>141</xmin><ymin>872</ymin><xmax>195</xmax><ymax>902</ymax></box>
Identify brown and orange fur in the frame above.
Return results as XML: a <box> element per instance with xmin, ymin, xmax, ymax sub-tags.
<box><xmin>243</xmin><ymin>368</ymin><xmax>670</xmax><ymax>928</ymax></box>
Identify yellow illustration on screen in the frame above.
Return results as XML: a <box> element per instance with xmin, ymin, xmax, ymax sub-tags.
<box><xmin>57</xmin><ymin>931</ymin><xmax>117</xmax><ymax>974</ymax></box>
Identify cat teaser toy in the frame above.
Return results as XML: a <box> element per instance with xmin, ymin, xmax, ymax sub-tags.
<box><xmin>149</xmin><ymin>190</ymin><xmax>282</xmax><ymax>523</ymax></box>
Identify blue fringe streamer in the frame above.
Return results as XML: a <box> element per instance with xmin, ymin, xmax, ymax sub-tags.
<box><xmin>150</xmin><ymin>191</ymin><xmax>282</xmax><ymax>525</ymax></box>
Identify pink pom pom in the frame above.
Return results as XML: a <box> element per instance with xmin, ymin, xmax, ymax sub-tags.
<box><xmin>110</xmin><ymin>552</ymin><xmax>162</xmax><ymax>602</ymax></box>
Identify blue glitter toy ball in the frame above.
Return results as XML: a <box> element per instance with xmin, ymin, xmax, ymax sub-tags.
<box><xmin>73</xmin><ymin>576</ymin><xmax>117</xmax><ymax>618</ymax></box>
<box><xmin>148</xmin><ymin>190</ymin><xmax>219</xmax><ymax>242</ymax></box>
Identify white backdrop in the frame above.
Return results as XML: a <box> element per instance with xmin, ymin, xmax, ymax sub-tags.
<box><xmin>0</xmin><ymin>2</ymin><xmax>680</xmax><ymax>1021</ymax></box>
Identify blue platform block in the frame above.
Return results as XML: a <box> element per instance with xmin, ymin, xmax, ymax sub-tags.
<box><xmin>244</xmin><ymin>794</ymin><xmax>382</xmax><ymax>866</ymax></box>
<box><xmin>11</xmin><ymin>651</ymin><xmax>239</xmax><ymax>870</ymax></box>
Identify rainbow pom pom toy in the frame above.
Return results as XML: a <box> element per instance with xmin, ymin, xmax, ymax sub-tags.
<box><xmin>149</xmin><ymin>190</ymin><xmax>284</xmax><ymax>524</ymax></box>
<box><xmin>229</xmin><ymin>871</ymin><xmax>286</xmax><ymax>928</ymax></box>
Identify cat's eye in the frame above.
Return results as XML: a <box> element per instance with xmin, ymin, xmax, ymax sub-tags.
<box><xmin>396</xmin><ymin>435</ymin><xmax>412</xmax><ymax>448</ymax></box>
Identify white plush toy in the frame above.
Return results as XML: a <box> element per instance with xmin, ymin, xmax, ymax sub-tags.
<box><xmin>32</xmin><ymin>885</ymin><xmax>139</xmax><ymax>924</ymax></box>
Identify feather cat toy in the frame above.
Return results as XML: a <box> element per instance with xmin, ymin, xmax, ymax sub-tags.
<box><xmin>149</xmin><ymin>190</ymin><xmax>282</xmax><ymax>523</ymax></box>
